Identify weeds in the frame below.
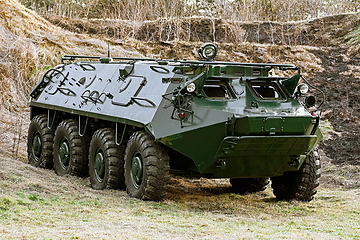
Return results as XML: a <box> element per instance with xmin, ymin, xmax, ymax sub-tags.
<box><xmin>28</xmin><ymin>194</ymin><xmax>42</xmax><ymax>201</ymax></box>
<box><xmin>0</xmin><ymin>111</ymin><xmax>28</xmax><ymax>160</ymax></box>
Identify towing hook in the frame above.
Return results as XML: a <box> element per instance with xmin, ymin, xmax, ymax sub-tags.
<box><xmin>216</xmin><ymin>159</ymin><xmax>227</xmax><ymax>170</ymax></box>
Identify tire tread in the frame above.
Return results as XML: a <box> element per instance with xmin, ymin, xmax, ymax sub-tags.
<box><xmin>27</xmin><ymin>114</ymin><xmax>54</xmax><ymax>169</ymax></box>
<box><xmin>125</xmin><ymin>131</ymin><xmax>170</xmax><ymax>201</ymax></box>
<box><xmin>271</xmin><ymin>149</ymin><xmax>321</xmax><ymax>201</ymax></box>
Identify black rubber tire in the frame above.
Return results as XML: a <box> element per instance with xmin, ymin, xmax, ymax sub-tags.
<box><xmin>124</xmin><ymin>131</ymin><xmax>170</xmax><ymax>201</ymax></box>
<box><xmin>230</xmin><ymin>178</ymin><xmax>269</xmax><ymax>194</ymax></box>
<box><xmin>27</xmin><ymin>114</ymin><xmax>54</xmax><ymax>169</ymax></box>
<box><xmin>53</xmin><ymin>119</ymin><xmax>88</xmax><ymax>176</ymax></box>
<box><xmin>271</xmin><ymin>149</ymin><xmax>321</xmax><ymax>201</ymax></box>
<box><xmin>89</xmin><ymin>128</ymin><xmax>125</xmax><ymax>190</ymax></box>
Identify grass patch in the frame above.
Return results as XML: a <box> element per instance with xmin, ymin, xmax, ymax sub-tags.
<box><xmin>3</xmin><ymin>183</ymin><xmax>358</xmax><ymax>239</ymax></box>
<box><xmin>345</xmin><ymin>25</ymin><xmax>360</xmax><ymax>46</ymax></box>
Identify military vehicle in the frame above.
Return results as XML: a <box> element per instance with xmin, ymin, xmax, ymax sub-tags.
<box><xmin>27</xmin><ymin>43</ymin><xmax>323</xmax><ymax>201</ymax></box>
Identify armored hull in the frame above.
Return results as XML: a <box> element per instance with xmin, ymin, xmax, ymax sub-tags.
<box><xmin>28</xmin><ymin>45</ymin><xmax>323</xmax><ymax>201</ymax></box>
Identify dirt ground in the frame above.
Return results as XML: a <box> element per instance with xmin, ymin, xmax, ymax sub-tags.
<box><xmin>310</xmin><ymin>47</ymin><xmax>360</xmax><ymax>166</ymax></box>
<box><xmin>1</xmin><ymin>152</ymin><xmax>359</xmax><ymax>239</ymax></box>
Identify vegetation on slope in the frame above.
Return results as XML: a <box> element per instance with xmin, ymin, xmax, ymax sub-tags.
<box><xmin>19</xmin><ymin>0</ymin><xmax>360</xmax><ymax>22</ymax></box>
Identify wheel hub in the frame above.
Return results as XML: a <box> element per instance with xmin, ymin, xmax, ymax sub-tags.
<box><xmin>32</xmin><ymin>132</ymin><xmax>42</xmax><ymax>161</ymax></box>
<box><xmin>94</xmin><ymin>148</ymin><xmax>105</xmax><ymax>182</ymax></box>
<box><xmin>130</xmin><ymin>152</ymin><xmax>143</xmax><ymax>189</ymax></box>
<box><xmin>59</xmin><ymin>138</ymin><xmax>70</xmax><ymax>170</ymax></box>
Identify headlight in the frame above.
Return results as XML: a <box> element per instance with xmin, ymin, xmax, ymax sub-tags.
<box><xmin>198</xmin><ymin>43</ymin><xmax>218</xmax><ymax>61</ymax></box>
<box><xmin>186</xmin><ymin>83</ymin><xmax>196</xmax><ymax>93</ymax></box>
<box><xmin>298</xmin><ymin>83</ymin><xmax>309</xmax><ymax>94</ymax></box>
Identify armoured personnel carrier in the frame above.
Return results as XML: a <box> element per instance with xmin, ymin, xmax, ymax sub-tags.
<box><xmin>28</xmin><ymin>43</ymin><xmax>323</xmax><ymax>201</ymax></box>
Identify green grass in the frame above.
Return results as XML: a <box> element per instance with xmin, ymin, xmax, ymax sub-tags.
<box><xmin>0</xmin><ymin>155</ymin><xmax>359</xmax><ymax>239</ymax></box>
<box><xmin>346</xmin><ymin>25</ymin><xmax>360</xmax><ymax>46</ymax></box>
<box><xmin>0</xmin><ymin>186</ymin><xmax>359</xmax><ymax>239</ymax></box>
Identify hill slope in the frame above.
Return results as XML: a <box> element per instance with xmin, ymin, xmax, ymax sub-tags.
<box><xmin>0</xmin><ymin>0</ymin><xmax>359</xmax><ymax>191</ymax></box>
<box><xmin>45</xmin><ymin>13</ymin><xmax>360</xmax><ymax>47</ymax></box>
<box><xmin>0</xmin><ymin>0</ymin><xmax>360</xmax><ymax>238</ymax></box>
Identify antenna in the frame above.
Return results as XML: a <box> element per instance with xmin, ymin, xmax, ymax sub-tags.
<box><xmin>100</xmin><ymin>43</ymin><xmax>112</xmax><ymax>63</ymax></box>
<box><xmin>108</xmin><ymin>42</ymin><xmax>111</xmax><ymax>58</ymax></box>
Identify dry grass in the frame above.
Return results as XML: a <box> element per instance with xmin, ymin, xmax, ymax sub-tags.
<box><xmin>0</xmin><ymin>0</ymin><xmax>145</xmax><ymax>110</ymax></box>
<box><xmin>19</xmin><ymin>0</ymin><xmax>360</xmax><ymax>22</ymax></box>
<box><xmin>43</xmin><ymin>12</ymin><xmax>360</xmax><ymax>47</ymax></box>
<box><xmin>0</xmin><ymin>108</ymin><xmax>28</xmax><ymax>160</ymax></box>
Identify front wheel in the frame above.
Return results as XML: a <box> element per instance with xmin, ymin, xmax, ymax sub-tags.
<box><xmin>271</xmin><ymin>149</ymin><xmax>321</xmax><ymax>201</ymax></box>
<box><xmin>124</xmin><ymin>131</ymin><xmax>170</xmax><ymax>201</ymax></box>
<box><xmin>88</xmin><ymin>128</ymin><xmax>125</xmax><ymax>190</ymax></box>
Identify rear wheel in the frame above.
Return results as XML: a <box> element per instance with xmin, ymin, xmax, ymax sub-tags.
<box><xmin>89</xmin><ymin>128</ymin><xmax>125</xmax><ymax>190</ymax></box>
<box><xmin>230</xmin><ymin>178</ymin><xmax>269</xmax><ymax>194</ymax></box>
<box><xmin>27</xmin><ymin>114</ymin><xmax>53</xmax><ymax>169</ymax></box>
<box><xmin>124</xmin><ymin>131</ymin><xmax>170</xmax><ymax>201</ymax></box>
<box><xmin>271</xmin><ymin>149</ymin><xmax>321</xmax><ymax>201</ymax></box>
<box><xmin>53</xmin><ymin>119</ymin><xmax>88</xmax><ymax>176</ymax></box>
